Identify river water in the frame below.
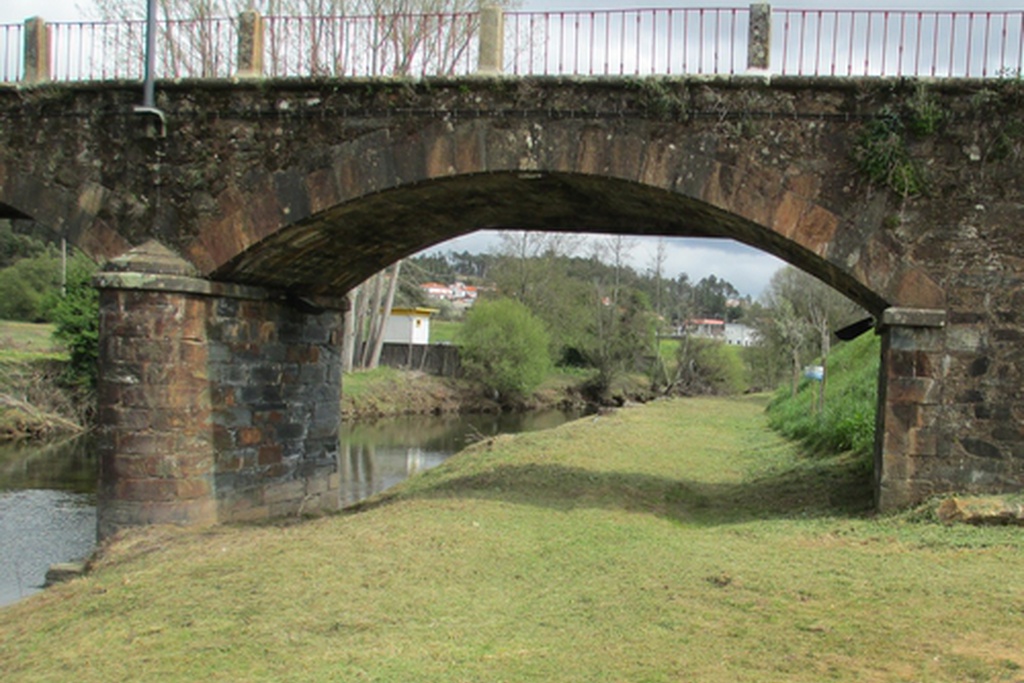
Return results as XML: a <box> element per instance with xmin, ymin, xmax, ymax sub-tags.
<box><xmin>0</xmin><ymin>408</ymin><xmax>580</xmax><ymax>608</ymax></box>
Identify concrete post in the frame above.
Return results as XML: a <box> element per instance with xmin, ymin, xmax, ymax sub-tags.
<box><xmin>477</xmin><ymin>4</ymin><xmax>504</xmax><ymax>75</ymax></box>
<box><xmin>237</xmin><ymin>10</ymin><xmax>265</xmax><ymax>78</ymax></box>
<box><xmin>23</xmin><ymin>17</ymin><xmax>50</xmax><ymax>83</ymax></box>
<box><xmin>875</xmin><ymin>307</ymin><xmax>947</xmax><ymax>511</ymax></box>
<box><xmin>747</xmin><ymin>4</ymin><xmax>771</xmax><ymax>72</ymax></box>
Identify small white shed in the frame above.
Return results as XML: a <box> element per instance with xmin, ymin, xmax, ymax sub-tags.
<box><xmin>384</xmin><ymin>307</ymin><xmax>438</xmax><ymax>345</ymax></box>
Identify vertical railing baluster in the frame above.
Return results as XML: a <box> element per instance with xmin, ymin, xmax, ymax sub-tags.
<box><xmin>23</xmin><ymin>8</ymin><xmax>1024</xmax><ymax>82</ymax></box>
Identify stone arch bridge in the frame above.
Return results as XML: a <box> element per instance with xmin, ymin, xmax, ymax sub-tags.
<box><xmin>1</xmin><ymin>76</ymin><xmax>1021</xmax><ymax>536</ymax></box>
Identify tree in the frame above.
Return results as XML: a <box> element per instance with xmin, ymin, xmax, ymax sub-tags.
<box><xmin>0</xmin><ymin>220</ymin><xmax>51</xmax><ymax>268</ymax></box>
<box><xmin>583</xmin><ymin>286</ymin><xmax>656</xmax><ymax>394</ymax></box>
<box><xmin>671</xmin><ymin>336</ymin><xmax>746</xmax><ymax>396</ymax></box>
<box><xmin>648</xmin><ymin>237</ymin><xmax>667</xmax><ymax>321</ymax></box>
<box><xmin>49</xmin><ymin>253</ymin><xmax>100</xmax><ymax>388</ymax></box>
<box><xmin>341</xmin><ymin>259</ymin><xmax>404</xmax><ymax>372</ymax></box>
<box><xmin>489</xmin><ymin>230</ymin><xmax>589</xmax><ymax>362</ymax></box>
<box><xmin>754</xmin><ymin>266</ymin><xmax>866</xmax><ymax>401</ymax></box>
<box><xmin>457</xmin><ymin>297</ymin><xmax>550</xmax><ymax>401</ymax></box>
<box><xmin>692</xmin><ymin>274</ymin><xmax>740</xmax><ymax>320</ymax></box>
<box><xmin>0</xmin><ymin>251</ymin><xmax>62</xmax><ymax>322</ymax></box>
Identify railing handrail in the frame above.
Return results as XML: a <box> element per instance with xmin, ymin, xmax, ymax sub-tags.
<box><xmin>3</xmin><ymin>6</ymin><xmax>1023</xmax><ymax>84</ymax></box>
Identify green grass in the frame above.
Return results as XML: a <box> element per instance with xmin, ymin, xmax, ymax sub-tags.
<box><xmin>4</xmin><ymin>395</ymin><xmax>1024</xmax><ymax>681</ymax></box>
<box><xmin>767</xmin><ymin>333</ymin><xmax>880</xmax><ymax>456</ymax></box>
<box><xmin>429</xmin><ymin>319</ymin><xmax>462</xmax><ymax>344</ymax></box>
<box><xmin>0</xmin><ymin>321</ymin><xmax>64</xmax><ymax>363</ymax></box>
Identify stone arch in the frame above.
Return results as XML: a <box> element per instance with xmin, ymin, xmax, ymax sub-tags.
<box><xmin>0</xmin><ymin>172</ymin><xmax>132</xmax><ymax>262</ymax></box>
<box><xmin>98</xmin><ymin>106</ymin><xmax>1009</xmax><ymax>536</ymax></box>
<box><xmin>184</xmin><ymin>117</ymin><xmax>943</xmax><ymax>315</ymax></box>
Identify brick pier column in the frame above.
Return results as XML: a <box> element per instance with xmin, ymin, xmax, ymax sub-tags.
<box><xmin>95</xmin><ymin>241</ymin><xmax>345</xmax><ymax>539</ymax></box>
<box><xmin>875</xmin><ymin>307</ymin><xmax>947</xmax><ymax>510</ymax></box>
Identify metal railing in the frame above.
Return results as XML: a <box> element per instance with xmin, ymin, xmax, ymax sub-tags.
<box><xmin>505</xmin><ymin>8</ymin><xmax>749</xmax><ymax>76</ymax></box>
<box><xmin>46</xmin><ymin>17</ymin><xmax>237</xmax><ymax>81</ymax></box>
<box><xmin>2</xmin><ymin>6</ymin><xmax>1023</xmax><ymax>84</ymax></box>
<box><xmin>775</xmin><ymin>9</ymin><xmax>1024</xmax><ymax>77</ymax></box>
<box><xmin>263</xmin><ymin>12</ymin><xmax>478</xmax><ymax>78</ymax></box>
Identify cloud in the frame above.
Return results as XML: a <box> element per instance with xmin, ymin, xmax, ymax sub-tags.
<box><xmin>420</xmin><ymin>231</ymin><xmax>785</xmax><ymax>299</ymax></box>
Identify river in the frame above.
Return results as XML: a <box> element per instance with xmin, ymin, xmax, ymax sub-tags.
<box><xmin>0</xmin><ymin>408</ymin><xmax>581</xmax><ymax>608</ymax></box>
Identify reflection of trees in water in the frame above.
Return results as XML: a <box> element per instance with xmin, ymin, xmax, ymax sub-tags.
<box><xmin>0</xmin><ymin>435</ymin><xmax>97</xmax><ymax>494</ymax></box>
<box><xmin>339</xmin><ymin>409</ymin><xmax>584</xmax><ymax>506</ymax></box>
<box><xmin>342</xmin><ymin>409</ymin><xmax>583</xmax><ymax>452</ymax></box>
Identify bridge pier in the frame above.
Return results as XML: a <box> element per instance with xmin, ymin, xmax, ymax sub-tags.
<box><xmin>876</xmin><ymin>308</ymin><xmax>948</xmax><ymax>509</ymax></box>
<box><xmin>94</xmin><ymin>241</ymin><xmax>344</xmax><ymax>539</ymax></box>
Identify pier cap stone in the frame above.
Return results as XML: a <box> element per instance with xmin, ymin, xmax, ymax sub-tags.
<box><xmin>101</xmin><ymin>239</ymin><xmax>199</xmax><ymax>277</ymax></box>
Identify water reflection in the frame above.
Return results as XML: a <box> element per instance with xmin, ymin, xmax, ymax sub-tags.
<box><xmin>339</xmin><ymin>410</ymin><xmax>581</xmax><ymax>506</ymax></box>
<box><xmin>0</xmin><ymin>436</ymin><xmax>97</xmax><ymax>607</ymax></box>
<box><xmin>0</xmin><ymin>410</ymin><xmax>582</xmax><ymax>607</ymax></box>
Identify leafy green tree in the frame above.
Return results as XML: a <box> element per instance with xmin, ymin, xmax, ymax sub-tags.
<box><xmin>583</xmin><ymin>287</ymin><xmax>657</xmax><ymax>394</ymax></box>
<box><xmin>0</xmin><ymin>220</ymin><xmax>51</xmax><ymax>268</ymax></box>
<box><xmin>458</xmin><ymin>298</ymin><xmax>551</xmax><ymax>401</ymax></box>
<box><xmin>49</xmin><ymin>254</ymin><xmax>100</xmax><ymax>388</ymax></box>
<box><xmin>0</xmin><ymin>252</ymin><xmax>62</xmax><ymax>321</ymax></box>
<box><xmin>489</xmin><ymin>231</ymin><xmax>590</xmax><ymax>362</ymax></box>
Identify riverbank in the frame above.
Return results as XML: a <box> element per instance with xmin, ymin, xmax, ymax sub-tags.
<box><xmin>341</xmin><ymin>366</ymin><xmax>652</xmax><ymax>420</ymax></box>
<box><xmin>3</xmin><ymin>395</ymin><xmax>1023</xmax><ymax>681</ymax></box>
<box><xmin>0</xmin><ymin>322</ymin><xmax>88</xmax><ymax>440</ymax></box>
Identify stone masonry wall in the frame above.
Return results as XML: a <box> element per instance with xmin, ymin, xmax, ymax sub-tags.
<box><xmin>96</xmin><ymin>286</ymin><xmax>216</xmax><ymax>539</ymax></box>
<box><xmin>96</xmin><ymin>241</ymin><xmax>344</xmax><ymax>537</ymax></box>
<box><xmin>210</xmin><ymin>296</ymin><xmax>343</xmax><ymax>523</ymax></box>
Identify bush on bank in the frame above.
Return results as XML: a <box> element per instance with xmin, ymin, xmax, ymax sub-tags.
<box><xmin>457</xmin><ymin>298</ymin><xmax>551</xmax><ymax>402</ymax></box>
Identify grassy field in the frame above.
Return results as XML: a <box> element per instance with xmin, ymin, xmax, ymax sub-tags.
<box><xmin>0</xmin><ymin>321</ymin><xmax>63</xmax><ymax>362</ymax></box>
<box><xmin>3</xmin><ymin>396</ymin><xmax>1024</xmax><ymax>681</ymax></box>
<box><xmin>429</xmin><ymin>319</ymin><xmax>462</xmax><ymax>344</ymax></box>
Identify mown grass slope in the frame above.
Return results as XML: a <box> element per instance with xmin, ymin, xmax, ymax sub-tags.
<box><xmin>2</xmin><ymin>396</ymin><xmax>1023</xmax><ymax>682</ymax></box>
<box><xmin>767</xmin><ymin>332</ymin><xmax>881</xmax><ymax>456</ymax></box>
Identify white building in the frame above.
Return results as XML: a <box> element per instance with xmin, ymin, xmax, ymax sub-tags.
<box><xmin>724</xmin><ymin>323</ymin><xmax>758</xmax><ymax>347</ymax></box>
<box><xmin>383</xmin><ymin>307</ymin><xmax>438</xmax><ymax>345</ymax></box>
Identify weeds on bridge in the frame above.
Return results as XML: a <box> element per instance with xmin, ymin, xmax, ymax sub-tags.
<box><xmin>853</xmin><ymin>85</ymin><xmax>945</xmax><ymax>199</ymax></box>
<box><xmin>853</xmin><ymin>108</ymin><xmax>926</xmax><ymax>198</ymax></box>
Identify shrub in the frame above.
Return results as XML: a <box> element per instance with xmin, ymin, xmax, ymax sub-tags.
<box><xmin>0</xmin><ymin>252</ymin><xmax>62</xmax><ymax>321</ymax></box>
<box><xmin>49</xmin><ymin>254</ymin><xmax>99</xmax><ymax>389</ymax></box>
<box><xmin>457</xmin><ymin>298</ymin><xmax>551</xmax><ymax>401</ymax></box>
<box><xmin>673</xmin><ymin>337</ymin><xmax>748</xmax><ymax>395</ymax></box>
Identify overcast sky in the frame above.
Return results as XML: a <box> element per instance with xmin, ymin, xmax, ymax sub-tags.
<box><xmin>2</xmin><ymin>1</ymin><xmax>1020</xmax><ymax>296</ymax></box>
<box><xmin>3</xmin><ymin>1</ymin><xmax>1023</xmax><ymax>24</ymax></box>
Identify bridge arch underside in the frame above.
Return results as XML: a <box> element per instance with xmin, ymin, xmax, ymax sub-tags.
<box><xmin>211</xmin><ymin>171</ymin><xmax>894</xmax><ymax>315</ymax></box>
<box><xmin>195</xmin><ymin>163</ymin><xmax>1022</xmax><ymax>512</ymax></box>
